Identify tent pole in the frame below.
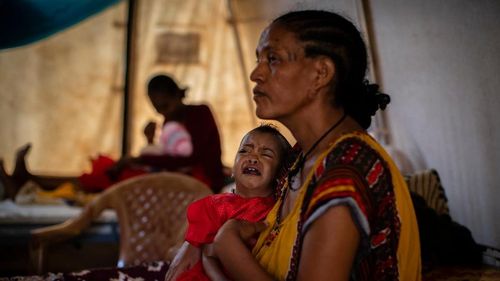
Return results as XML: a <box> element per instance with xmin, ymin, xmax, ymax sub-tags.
<box><xmin>226</xmin><ymin>0</ymin><xmax>257</xmax><ymax>125</ymax></box>
<box><xmin>122</xmin><ymin>0</ymin><xmax>138</xmax><ymax>156</ymax></box>
<box><xmin>356</xmin><ymin>0</ymin><xmax>391</xmax><ymax>145</ymax></box>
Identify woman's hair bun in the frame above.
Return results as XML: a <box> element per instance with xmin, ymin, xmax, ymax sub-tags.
<box><xmin>363</xmin><ymin>80</ymin><xmax>391</xmax><ymax>114</ymax></box>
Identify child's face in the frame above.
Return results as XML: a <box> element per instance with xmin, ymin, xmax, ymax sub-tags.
<box><xmin>233</xmin><ymin>131</ymin><xmax>281</xmax><ymax>198</ymax></box>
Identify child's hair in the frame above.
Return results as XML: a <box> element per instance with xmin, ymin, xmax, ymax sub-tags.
<box><xmin>246</xmin><ymin>124</ymin><xmax>292</xmax><ymax>185</ymax></box>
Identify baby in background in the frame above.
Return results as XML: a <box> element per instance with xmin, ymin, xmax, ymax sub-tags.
<box><xmin>165</xmin><ymin>124</ymin><xmax>291</xmax><ymax>281</ymax></box>
<box><xmin>140</xmin><ymin>120</ymin><xmax>193</xmax><ymax>157</ymax></box>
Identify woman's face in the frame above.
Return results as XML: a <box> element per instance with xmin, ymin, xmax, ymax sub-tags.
<box><xmin>233</xmin><ymin>131</ymin><xmax>282</xmax><ymax>198</ymax></box>
<box><xmin>250</xmin><ymin>24</ymin><xmax>318</xmax><ymax>122</ymax></box>
<box><xmin>148</xmin><ymin>91</ymin><xmax>180</xmax><ymax>119</ymax></box>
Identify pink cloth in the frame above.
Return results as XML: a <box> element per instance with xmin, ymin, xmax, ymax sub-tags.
<box><xmin>160</xmin><ymin>121</ymin><xmax>192</xmax><ymax>156</ymax></box>
<box><xmin>141</xmin><ymin>121</ymin><xmax>193</xmax><ymax>157</ymax></box>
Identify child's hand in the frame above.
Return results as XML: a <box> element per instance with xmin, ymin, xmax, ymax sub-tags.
<box><xmin>164</xmin><ymin>241</ymin><xmax>201</xmax><ymax>281</ymax></box>
<box><xmin>144</xmin><ymin>121</ymin><xmax>156</xmax><ymax>144</ymax></box>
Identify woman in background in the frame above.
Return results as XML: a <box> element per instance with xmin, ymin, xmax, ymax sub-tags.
<box><xmin>109</xmin><ymin>74</ymin><xmax>226</xmax><ymax>193</ymax></box>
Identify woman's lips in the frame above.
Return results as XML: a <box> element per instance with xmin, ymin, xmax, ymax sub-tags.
<box><xmin>253</xmin><ymin>88</ymin><xmax>266</xmax><ymax>98</ymax></box>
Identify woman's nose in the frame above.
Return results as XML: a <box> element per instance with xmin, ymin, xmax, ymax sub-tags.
<box><xmin>250</xmin><ymin>62</ymin><xmax>264</xmax><ymax>83</ymax></box>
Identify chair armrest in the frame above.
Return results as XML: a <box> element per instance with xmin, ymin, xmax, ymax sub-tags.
<box><xmin>30</xmin><ymin>197</ymin><xmax>109</xmax><ymax>273</ymax></box>
<box><xmin>31</xmin><ymin>211</ymin><xmax>92</xmax><ymax>245</ymax></box>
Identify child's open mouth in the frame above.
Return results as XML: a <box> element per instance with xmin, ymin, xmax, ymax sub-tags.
<box><xmin>243</xmin><ymin>166</ymin><xmax>261</xmax><ymax>176</ymax></box>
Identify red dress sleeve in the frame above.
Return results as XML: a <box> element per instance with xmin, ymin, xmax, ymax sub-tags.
<box><xmin>184</xmin><ymin>196</ymin><xmax>226</xmax><ymax>247</ymax></box>
<box><xmin>184</xmin><ymin>194</ymin><xmax>275</xmax><ymax>247</ymax></box>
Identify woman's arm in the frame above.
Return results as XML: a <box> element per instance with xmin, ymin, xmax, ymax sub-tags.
<box><xmin>211</xmin><ymin>220</ymin><xmax>274</xmax><ymax>281</ymax></box>
<box><xmin>164</xmin><ymin>241</ymin><xmax>201</xmax><ymax>281</ymax></box>
<box><xmin>202</xmin><ymin>254</ymin><xmax>230</xmax><ymax>281</ymax></box>
<box><xmin>212</xmin><ymin>208</ymin><xmax>359</xmax><ymax>281</ymax></box>
<box><xmin>298</xmin><ymin>205</ymin><xmax>360</xmax><ymax>281</ymax></box>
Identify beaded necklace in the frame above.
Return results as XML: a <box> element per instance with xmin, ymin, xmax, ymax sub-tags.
<box><xmin>287</xmin><ymin>113</ymin><xmax>347</xmax><ymax>191</ymax></box>
<box><xmin>264</xmin><ymin>113</ymin><xmax>347</xmax><ymax>247</ymax></box>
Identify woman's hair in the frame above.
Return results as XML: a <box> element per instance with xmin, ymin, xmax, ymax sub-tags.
<box><xmin>147</xmin><ymin>74</ymin><xmax>187</xmax><ymax>99</ymax></box>
<box><xmin>272</xmin><ymin>10</ymin><xmax>390</xmax><ymax>129</ymax></box>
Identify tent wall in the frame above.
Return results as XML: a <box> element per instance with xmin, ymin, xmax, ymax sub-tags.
<box><xmin>0</xmin><ymin>3</ymin><xmax>126</xmax><ymax>175</ymax></box>
<box><xmin>371</xmin><ymin>0</ymin><xmax>500</xmax><ymax>248</ymax></box>
<box><xmin>128</xmin><ymin>0</ymin><xmax>361</xmax><ymax>168</ymax></box>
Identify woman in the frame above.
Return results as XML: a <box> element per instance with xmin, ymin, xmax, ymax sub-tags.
<box><xmin>208</xmin><ymin>10</ymin><xmax>421</xmax><ymax>280</ymax></box>
<box><xmin>109</xmin><ymin>74</ymin><xmax>225</xmax><ymax>193</ymax></box>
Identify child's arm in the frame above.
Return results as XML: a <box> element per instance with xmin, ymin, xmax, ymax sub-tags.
<box><xmin>144</xmin><ymin>121</ymin><xmax>156</xmax><ymax>144</ymax></box>
<box><xmin>165</xmin><ymin>196</ymin><xmax>220</xmax><ymax>281</ymax></box>
<box><xmin>202</xmin><ymin>252</ymin><xmax>230</xmax><ymax>281</ymax></box>
<box><xmin>164</xmin><ymin>241</ymin><xmax>201</xmax><ymax>281</ymax></box>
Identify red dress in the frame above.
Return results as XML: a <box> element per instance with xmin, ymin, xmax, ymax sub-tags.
<box><xmin>177</xmin><ymin>193</ymin><xmax>275</xmax><ymax>280</ymax></box>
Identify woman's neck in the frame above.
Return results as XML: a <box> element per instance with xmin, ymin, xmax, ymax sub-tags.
<box><xmin>283</xmin><ymin>108</ymin><xmax>357</xmax><ymax>154</ymax></box>
<box><xmin>165</xmin><ymin>103</ymin><xmax>187</xmax><ymax>122</ymax></box>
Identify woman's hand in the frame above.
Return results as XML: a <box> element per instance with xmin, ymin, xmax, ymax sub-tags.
<box><xmin>214</xmin><ymin>219</ymin><xmax>267</xmax><ymax>249</ymax></box>
<box><xmin>202</xmin><ymin>247</ymin><xmax>230</xmax><ymax>281</ymax></box>
<box><xmin>164</xmin><ymin>241</ymin><xmax>201</xmax><ymax>281</ymax></box>
<box><xmin>208</xmin><ymin>219</ymin><xmax>273</xmax><ymax>281</ymax></box>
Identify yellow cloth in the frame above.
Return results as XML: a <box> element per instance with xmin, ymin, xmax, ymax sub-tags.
<box><xmin>15</xmin><ymin>181</ymin><xmax>96</xmax><ymax>206</ymax></box>
<box><xmin>252</xmin><ymin>132</ymin><xmax>421</xmax><ymax>280</ymax></box>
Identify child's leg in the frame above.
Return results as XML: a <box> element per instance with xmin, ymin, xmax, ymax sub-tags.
<box><xmin>1</xmin><ymin>144</ymin><xmax>33</xmax><ymax>198</ymax></box>
<box><xmin>0</xmin><ymin>159</ymin><xmax>17</xmax><ymax>199</ymax></box>
<box><xmin>12</xmin><ymin>143</ymin><xmax>32</xmax><ymax>186</ymax></box>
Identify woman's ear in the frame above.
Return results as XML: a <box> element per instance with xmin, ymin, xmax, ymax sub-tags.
<box><xmin>312</xmin><ymin>57</ymin><xmax>335</xmax><ymax>93</ymax></box>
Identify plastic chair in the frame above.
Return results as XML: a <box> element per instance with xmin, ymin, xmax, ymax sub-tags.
<box><xmin>30</xmin><ymin>172</ymin><xmax>211</xmax><ymax>274</ymax></box>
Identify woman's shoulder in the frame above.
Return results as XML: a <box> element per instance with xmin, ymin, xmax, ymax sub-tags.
<box><xmin>325</xmin><ymin>131</ymin><xmax>385</xmax><ymax>165</ymax></box>
<box><xmin>303</xmin><ymin>131</ymin><xmax>398</xmax><ymax>234</ymax></box>
<box><xmin>313</xmin><ymin>131</ymin><xmax>394</xmax><ymax>192</ymax></box>
<box><xmin>184</xmin><ymin>104</ymin><xmax>216</xmax><ymax>123</ymax></box>
<box><xmin>334</xmin><ymin>131</ymin><xmax>377</xmax><ymax>147</ymax></box>
<box><xmin>186</xmin><ymin>104</ymin><xmax>212</xmax><ymax>114</ymax></box>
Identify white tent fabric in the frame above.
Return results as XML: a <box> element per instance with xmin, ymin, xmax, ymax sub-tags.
<box><xmin>0</xmin><ymin>0</ymin><xmax>362</xmax><ymax>175</ymax></box>
<box><xmin>0</xmin><ymin>4</ymin><xmax>126</xmax><ymax>175</ymax></box>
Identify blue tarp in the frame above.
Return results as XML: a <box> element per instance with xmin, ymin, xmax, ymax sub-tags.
<box><xmin>0</xmin><ymin>0</ymin><xmax>121</xmax><ymax>50</ymax></box>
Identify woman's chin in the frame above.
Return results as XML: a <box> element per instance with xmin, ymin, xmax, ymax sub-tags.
<box><xmin>255</xmin><ymin>109</ymin><xmax>275</xmax><ymax>120</ymax></box>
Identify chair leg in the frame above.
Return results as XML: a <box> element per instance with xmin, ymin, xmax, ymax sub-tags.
<box><xmin>30</xmin><ymin>242</ymin><xmax>46</xmax><ymax>275</ymax></box>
